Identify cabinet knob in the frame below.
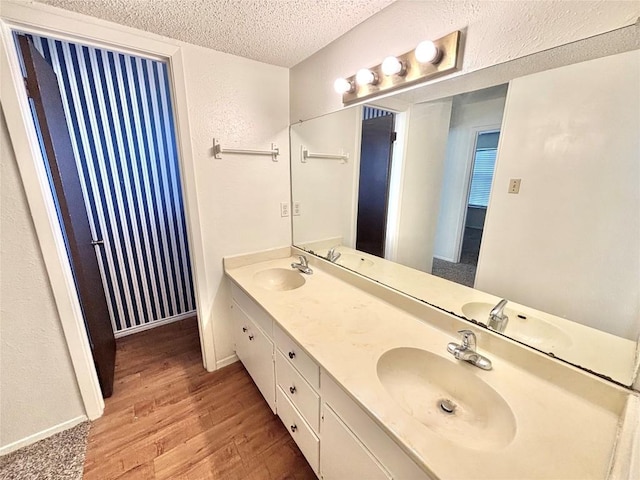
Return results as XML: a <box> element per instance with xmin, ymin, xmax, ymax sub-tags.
<box><xmin>288</xmin><ymin>351</ymin><xmax>296</xmax><ymax>359</ymax></box>
<box><xmin>248</xmin><ymin>335</ymin><xmax>254</xmax><ymax>341</ymax></box>
<box><xmin>289</xmin><ymin>386</ymin><xmax>296</xmax><ymax>394</ymax></box>
<box><xmin>242</xmin><ymin>327</ymin><xmax>247</xmax><ymax>332</ymax></box>
<box><xmin>290</xmin><ymin>424</ymin><xmax>297</xmax><ymax>433</ymax></box>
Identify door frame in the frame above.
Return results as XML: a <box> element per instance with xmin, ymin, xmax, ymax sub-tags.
<box><xmin>452</xmin><ymin>124</ymin><xmax>502</xmax><ymax>264</ymax></box>
<box><xmin>0</xmin><ymin>2</ymin><xmax>210</xmax><ymax>419</ymax></box>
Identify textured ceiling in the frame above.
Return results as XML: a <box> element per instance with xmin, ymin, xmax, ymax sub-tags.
<box><xmin>35</xmin><ymin>0</ymin><xmax>396</xmax><ymax>67</ymax></box>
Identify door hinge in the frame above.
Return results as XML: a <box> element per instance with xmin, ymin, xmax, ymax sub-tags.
<box><xmin>391</xmin><ymin>131</ymin><xmax>397</xmax><ymax>143</ymax></box>
<box><xmin>23</xmin><ymin>77</ymin><xmax>32</xmax><ymax>98</ymax></box>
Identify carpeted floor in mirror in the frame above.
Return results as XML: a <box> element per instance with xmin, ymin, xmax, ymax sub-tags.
<box><xmin>0</xmin><ymin>422</ymin><xmax>90</xmax><ymax>480</ymax></box>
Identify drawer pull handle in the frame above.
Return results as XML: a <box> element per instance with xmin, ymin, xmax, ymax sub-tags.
<box><xmin>290</xmin><ymin>424</ymin><xmax>297</xmax><ymax>433</ymax></box>
<box><xmin>248</xmin><ymin>335</ymin><xmax>254</xmax><ymax>341</ymax></box>
<box><xmin>242</xmin><ymin>327</ymin><xmax>248</xmax><ymax>332</ymax></box>
<box><xmin>289</xmin><ymin>386</ymin><xmax>296</xmax><ymax>394</ymax></box>
<box><xmin>288</xmin><ymin>351</ymin><xmax>296</xmax><ymax>359</ymax></box>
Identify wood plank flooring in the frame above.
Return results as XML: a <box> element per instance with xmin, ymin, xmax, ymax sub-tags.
<box><xmin>83</xmin><ymin>317</ymin><xmax>316</xmax><ymax>480</ymax></box>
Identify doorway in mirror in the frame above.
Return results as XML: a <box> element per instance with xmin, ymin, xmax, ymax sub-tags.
<box><xmin>432</xmin><ymin>86</ymin><xmax>507</xmax><ymax>287</ymax></box>
<box><xmin>355</xmin><ymin>107</ymin><xmax>396</xmax><ymax>257</ymax></box>
<box><xmin>433</xmin><ymin>129</ymin><xmax>501</xmax><ymax>287</ymax></box>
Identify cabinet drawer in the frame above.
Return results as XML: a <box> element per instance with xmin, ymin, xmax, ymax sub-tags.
<box><xmin>274</xmin><ymin>324</ymin><xmax>319</xmax><ymax>388</ymax></box>
<box><xmin>276</xmin><ymin>386</ymin><xmax>319</xmax><ymax>474</ymax></box>
<box><xmin>231</xmin><ymin>283</ymin><xmax>273</xmax><ymax>337</ymax></box>
<box><xmin>276</xmin><ymin>350</ymin><xmax>320</xmax><ymax>432</ymax></box>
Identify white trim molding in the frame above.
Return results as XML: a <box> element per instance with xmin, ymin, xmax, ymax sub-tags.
<box><xmin>216</xmin><ymin>353</ymin><xmax>239</xmax><ymax>370</ymax></box>
<box><xmin>0</xmin><ymin>416</ymin><xmax>87</xmax><ymax>455</ymax></box>
<box><xmin>114</xmin><ymin>311</ymin><xmax>197</xmax><ymax>338</ymax></box>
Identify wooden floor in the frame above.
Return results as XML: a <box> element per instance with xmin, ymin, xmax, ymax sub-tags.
<box><xmin>84</xmin><ymin>317</ymin><xmax>316</xmax><ymax>480</ymax></box>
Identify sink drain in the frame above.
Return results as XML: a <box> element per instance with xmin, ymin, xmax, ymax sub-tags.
<box><xmin>439</xmin><ymin>399</ymin><xmax>456</xmax><ymax>414</ymax></box>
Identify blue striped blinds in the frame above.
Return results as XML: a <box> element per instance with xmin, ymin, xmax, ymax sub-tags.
<box><xmin>468</xmin><ymin>132</ymin><xmax>500</xmax><ymax>208</ymax></box>
<box><xmin>363</xmin><ymin>106</ymin><xmax>393</xmax><ymax>120</ymax></box>
<box><xmin>17</xmin><ymin>33</ymin><xmax>196</xmax><ymax>333</ymax></box>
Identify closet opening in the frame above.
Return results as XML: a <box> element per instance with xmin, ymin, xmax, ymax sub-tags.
<box><xmin>13</xmin><ymin>31</ymin><xmax>198</xmax><ymax>398</ymax></box>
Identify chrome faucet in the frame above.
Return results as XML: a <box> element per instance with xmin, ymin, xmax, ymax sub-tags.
<box><xmin>291</xmin><ymin>255</ymin><xmax>313</xmax><ymax>275</ymax></box>
<box><xmin>488</xmin><ymin>299</ymin><xmax>509</xmax><ymax>333</ymax></box>
<box><xmin>447</xmin><ymin>330</ymin><xmax>492</xmax><ymax>370</ymax></box>
<box><xmin>326</xmin><ymin>247</ymin><xmax>341</xmax><ymax>263</ymax></box>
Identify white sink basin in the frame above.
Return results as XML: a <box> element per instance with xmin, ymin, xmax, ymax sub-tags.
<box><xmin>462</xmin><ymin>302</ymin><xmax>572</xmax><ymax>349</ymax></box>
<box><xmin>337</xmin><ymin>253</ymin><xmax>374</xmax><ymax>270</ymax></box>
<box><xmin>377</xmin><ymin>347</ymin><xmax>516</xmax><ymax>450</ymax></box>
<box><xmin>253</xmin><ymin>268</ymin><xmax>305</xmax><ymax>291</ymax></box>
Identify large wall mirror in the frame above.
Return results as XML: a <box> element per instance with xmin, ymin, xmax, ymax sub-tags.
<box><xmin>290</xmin><ymin>25</ymin><xmax>640</xmax><ymax>387</ymax></box>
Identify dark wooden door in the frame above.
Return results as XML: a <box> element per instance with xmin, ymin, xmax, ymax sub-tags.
<box><xmin>18</xmin><ymin>35</ymin><xmax>116</xmax><ymax>398</ymax></box>
<box><xmin>356</xmin><ymin>114</ymin><xmax>395</xmax><ymax>257</ymax></box>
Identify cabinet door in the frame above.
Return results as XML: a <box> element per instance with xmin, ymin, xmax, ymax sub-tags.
<box><xmin>232</xmin><ymin>301</ymin><xmax>249</xmax><ymax>362</ymax></box>
<box><xmin>321</xmin><ymin>404</ymin><xmax>391</xmax><ymax>480</ymax></box>
<box><xmin>233</xmin><ymin>302</ymin><xmax>275</xmax><ymax>413</ymax></box>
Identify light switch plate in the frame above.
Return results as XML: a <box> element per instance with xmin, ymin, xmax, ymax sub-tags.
<box><xmin>280</xmin><ymin>202</ymin><xmax>290</xmax><ymax>217</ymax></box>
<box><xmin>508</xmin><ymin>178</ymin><xmax>521</xmax><ymax>194</ymax></box>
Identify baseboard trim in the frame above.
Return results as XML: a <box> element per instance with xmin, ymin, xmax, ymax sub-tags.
<box><xmin>114</xmin><ymin>310</ymin><xmax>197</xmax><ymax>338</ymax></box>
<box><xmin>0</xmin><ymin>415</ymin><xmax>87</xmax><ymax>455</ymax></box>
<box><xmin>215</xmin><ymin>354</ymin><xmax>239</xmax><ymax>370</ymax></box>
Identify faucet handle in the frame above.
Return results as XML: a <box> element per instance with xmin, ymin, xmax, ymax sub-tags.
<box><xmin>298</xmin><ymin>255</ymin><xmax>308</xmax><ymax>266</ymax></box>
<box><xmin>458</xmin><ymin>329</ymin><xmax>476</xmax><ymax>350</ymax></box>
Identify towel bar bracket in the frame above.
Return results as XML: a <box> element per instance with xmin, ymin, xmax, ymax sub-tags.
<box><xmin>213</xmin><ymin>137</ymin><xmax>279</xmax><ymax>161</ymax></box>
<box><xmin>300</xmin><ymin>145</ymin><xmax>348</xmax><ymax>163</ymax></box>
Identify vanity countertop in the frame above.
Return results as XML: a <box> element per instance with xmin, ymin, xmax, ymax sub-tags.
<box><xmin>224</xmin><ymin>252</ymin><xmax>628</xmax><ymax>479</ymax></box>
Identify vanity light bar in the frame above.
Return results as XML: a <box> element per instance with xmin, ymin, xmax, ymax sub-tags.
<box><xmin>338</xmin><ymin>30</ymin><xmax>461</xmax><ymax>105</ymax></box>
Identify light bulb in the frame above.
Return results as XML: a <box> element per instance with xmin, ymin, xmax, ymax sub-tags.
<box><xmin>355</xmin><ymin>68</ymin><xmax>378</xmax><ymax>86</ymax></box>
<box><xmin>415</xmin><ymin>40</ymin><xmax>442</xmax><ymax>64</ymax></box>
<box><xmin>381</xmin><ymin>56</ymin><xmax>406</xmax><ymax>76</ymax></box>
<box><xmin>333</xmin><ymin>78</ymin><xmax>354</xmax><ymax>94</ymax></box>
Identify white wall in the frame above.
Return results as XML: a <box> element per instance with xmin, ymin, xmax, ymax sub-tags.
<box><xmin>180</xmin><ymin>44</ymin><xmax>290</xmax><ymax>368</ymax></box>
<box><xmin>394</xmin><ymin>98</ymin><xmax>452</xmax><ymax>273</ymax></box>
<box><xmin>290</xmin><ymin>107</ymin><xmax>361</xmax><ymax>247</ymax></box>
<box><xmin>476</xmin><ymin>50</ymin><xmax>640</xmax><ymax>340</ymax></box>
<box><xmin>0</xmin><ymin>106</ymin><xmax>86</xmax><ymax>450</ymax></box>
<box><xmin>290</xmin><ymin>1</ymin><xmax>639</xmax><ymax>121</ymax></box>
<box><xmin>433</xmin><ymin>85</ymin><xmax>507</xmax><ymax>262</ymax></box>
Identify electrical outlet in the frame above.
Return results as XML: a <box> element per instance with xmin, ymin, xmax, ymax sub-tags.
<box><xmin>293</xmin><ymin>202</ymin><xmax>301</xmax><ymax>216</ymax></box>
<box><xmin>508</xmin><ymin>178</ymin><xmax>521</xmax><ymax>194</ymax></box>
<box><xmin>280</xmin><ymin>202</ymin><xmax>290</xmax><ymax>217</ymax></box>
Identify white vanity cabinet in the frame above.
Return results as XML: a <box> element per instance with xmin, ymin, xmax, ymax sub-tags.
<box><xmin>230</xmin><ymin>285</ymin><xmax>276</xmax><ymax>413</ymax></box>
<box><xmin>229</xmin><ymin>282</ymin><xmax>432</xmax><ymax>480</ymax></box>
